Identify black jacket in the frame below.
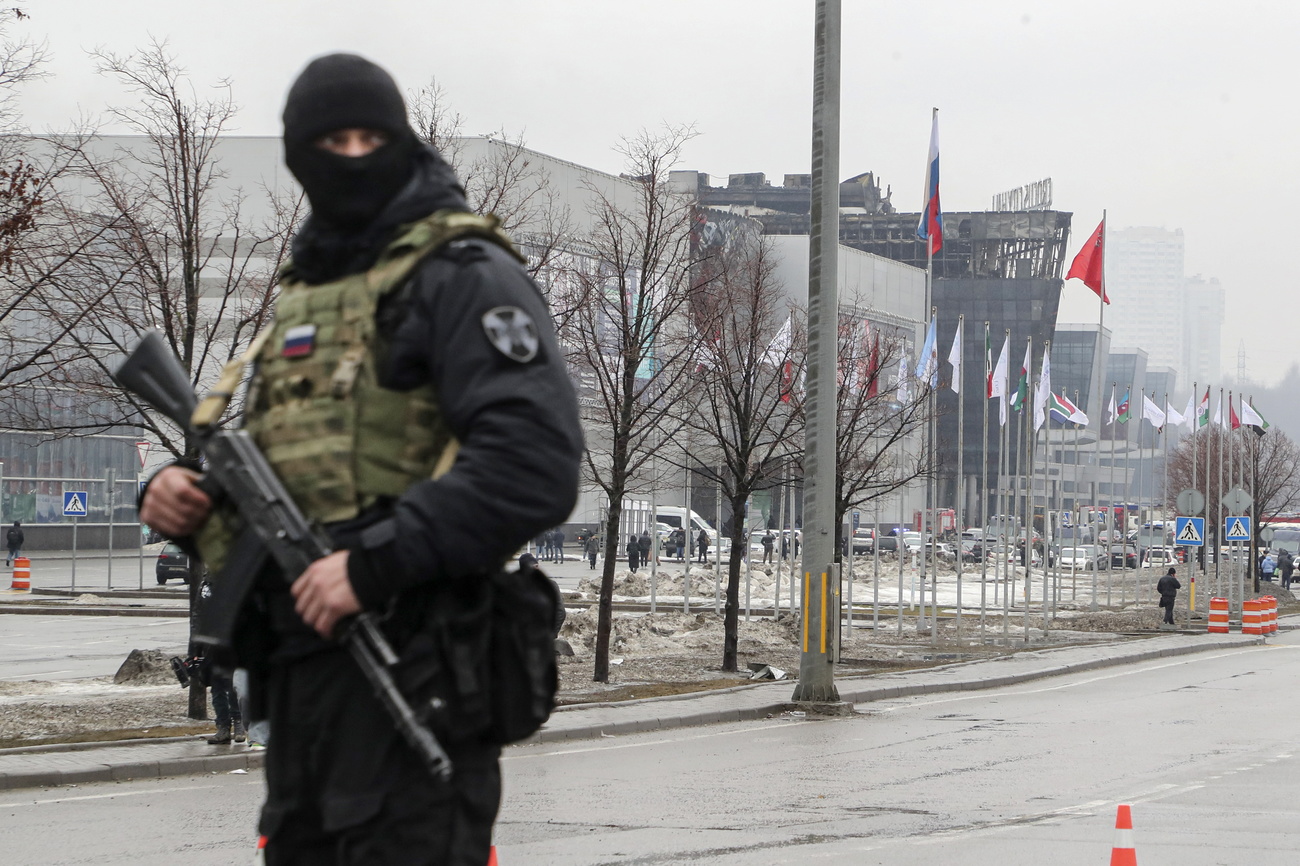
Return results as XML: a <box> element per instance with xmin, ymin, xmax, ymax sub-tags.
<box><xmin>169</xmin><ymin>145</ymin><xmax>582</xmax><ymax>636</ymax></box>
<box><xmin>1157</xmin><ymin>575</ymin><xmax>1181</xmax><ymax>606</ymax></box>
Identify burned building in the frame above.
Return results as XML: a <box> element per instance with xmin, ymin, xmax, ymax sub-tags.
<box><xmin>694</xmin><ymin>171</ymin><xmax>1073</xmax><ymax>519</ymax></box>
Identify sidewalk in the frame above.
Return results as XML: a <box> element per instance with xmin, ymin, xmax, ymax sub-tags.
<box><xmin>0</xmin><ymin>630</ymin><xmax>1264</xmax><ymax>791</ymax></box>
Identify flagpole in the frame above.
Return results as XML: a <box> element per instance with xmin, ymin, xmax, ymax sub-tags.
<box><xmin>919</xmin><ymin>301</ymin><xmax>935</xmax><ymax>638</ymax></box>
<box><xmin>980</xmin><ymin>321</ymin><xmax>991</xmax><ymax>641</ymax></box>
<box><xmin>954</xmin><ymin>314</ymin><xmax>965</xmax><ymax>640</ymax></box>
<box><xmin>1020</xmin><ymin>337</ymin><xmax>1033</xmax><ymax>642</ymax></box>
<box><xmin>1137</xmin><ymin>387</ymin><xmax>1147</xmax><ymax>605</ymax></box>
<box><xmin>1000</xmin><ymin>330</ymin><xmax>1010</xmax><ymax>641</ymax></box>
<box><xmin>1074</xmin><ymin>388</ymin><xmax>1083</xmax><ymax>602</ymax></box>
<box><xmin>1107</xmin><ymin>381</ymin><xmax>1117</xmax><ymax>606</ymax></box>
<box><xmin>1039</xmin><ymin>340</ymin><xmax>1051</xmax><ymax>634</ymax></box>
<box><xmin>1162</xmin><ymin>391</ymin><xmax>1170</xmax><ymax>594</ymax></box>
<box><xmin>1202</xmin><ymin>390</ymin><xmax>1213</xmax><ymax>611</ymax></box>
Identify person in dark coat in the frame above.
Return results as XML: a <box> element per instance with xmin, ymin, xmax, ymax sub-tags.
<box><xmin>139</xmin><ymin>53</ymin><xmax>583</xmax><ymax>866</ymax></box>
<box><xmin>1279</xmin><ymin>548</ymin><xmax>1295</xmax><ymax>590</ymax></box>
<box><xmin>585</xmin><ymin>534</ymin><xmax>600</xmax><ymax>570</ymax></box>
<box><xmin>6</xmin><ymin>520</ymin><xmax>23</xmax><ymax>566</ymax></box>
<box><xmin>696</xmin><ymin>529</ymin><xmax>710</xmax><ymax>564</ymax></box>
<box><xmin>626</xmin><ymin>534</ymin><xmax>640</xmax><ymax>573</ymax></box>
<box><xmin>1157</xmin><ymin>566</ymin><xmax>1182</xmax><ymax>627</ymax></box>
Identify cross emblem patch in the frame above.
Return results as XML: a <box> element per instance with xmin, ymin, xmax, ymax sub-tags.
<box><xmin>481</xmin><ymin>306</ymin><xmax>540</xmax><ymax>363</ymax></box>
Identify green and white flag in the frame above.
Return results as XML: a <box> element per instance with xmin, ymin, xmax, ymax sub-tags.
<box><xmin>1241</xmin><ymin>400</ymin><xmax>1270</xmax><ymax>437</ymax></box>
<box><xmin>1196</xmin><ymin>387</ymin><xmax>1210</xmax><ymax>428</ymax></box>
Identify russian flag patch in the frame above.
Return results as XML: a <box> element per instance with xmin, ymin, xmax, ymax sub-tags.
<box><xmin>282</xmin><ymin>324</ymin><xmax>316</xmax><ymax>358</ymax></box>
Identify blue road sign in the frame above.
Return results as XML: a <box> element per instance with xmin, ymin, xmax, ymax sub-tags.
<box><xmin>1175</xmin><ymin>516</ymin><xmax>1205</xmax><ymax>546</ymax></box>
<box><xmin>852</xmin><ymin>511</ymin><xmax>861</xmax><ymax>530</ymax></box>
<box><xmin>63</xmin><ymin>490</ymin><xmax>88</xmax><ymax>517</ymax></box>
<box><xmin>1224</xmin><ymin>515</ymin><xmax>1252</xmax><ymax>542</ymax></box>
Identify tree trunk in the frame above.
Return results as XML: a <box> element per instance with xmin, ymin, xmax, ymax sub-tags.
<box><xmin>721</xmin><ymin>492</ymin><xmax>748</xmax><ymax>672</ymax></box>
<box><xmin>593</xmin><ymin>493</ymin><xmax>625</xmax><ymax>683</ymax></box>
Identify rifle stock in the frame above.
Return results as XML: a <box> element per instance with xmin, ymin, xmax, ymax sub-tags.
<box><xmin>113</xmin><ymin>329</ymin><xmax>453</xmax><ymax>780</ymax></box>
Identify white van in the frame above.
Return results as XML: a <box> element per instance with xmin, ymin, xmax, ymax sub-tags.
<box><xmin>655</xmin><ymin>506</ymin><xmax>730</xmax><ymax>556</ymax></box>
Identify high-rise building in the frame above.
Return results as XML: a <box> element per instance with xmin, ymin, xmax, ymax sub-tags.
<box><xmin>1107</xmin><ymin>226</ymin><xmax>1185</xmax><ymax>373</ymax></box>
<box><xmin>1183</xmin><ymin>275</ymin><xmax>1224</xmax><ymax>386</ymax></box>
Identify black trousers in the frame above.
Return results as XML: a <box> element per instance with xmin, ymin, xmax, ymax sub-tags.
<box><xmin>1162</xmin><ymin>601</ymin><xmax>1175</xmax><ymax>624</ymax></box>
<box><xmin>261</xmin><ymin>649</ymin><xmax>500</xmax><ymax>866</ymax></box>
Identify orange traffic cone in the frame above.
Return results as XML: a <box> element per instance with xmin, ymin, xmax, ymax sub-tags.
<box><xmin>487</xmin><ymin>846</ymin><xmax>498</xmax><ymax>866</ymax></box>
<box><xmin>1110</xmin><ymin>804</ymin><xmax>1137</xmax><ymax>865</ymax></box>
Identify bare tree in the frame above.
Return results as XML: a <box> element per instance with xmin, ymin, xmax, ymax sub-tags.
<box><xmin>683</xmin><ymin>228</ymin><xmax>803</xmax><ymax>671</ymax></box>
<box><xmin>408</xmin><ymin>78</ymin><xmax>574</xmax><ymax>311</ymax></box>
<box><xmin>834</xmin><ymin>309</ymin><xmax>933</xmax><ymax>546</ymax></box>
<box><xmin>34</xmin><ymin>41</ymin><xmax>300</xmax><ymax>454</ymax></box>
<box><xmin>568</xmin><ymin>125</ymin><xmax>703</xmax><ymax>682</ymax></box>
<box><xmin>1166</xmin><ymin>424</ymin><xmax>1300</xmax><ymax>589</ymax></box>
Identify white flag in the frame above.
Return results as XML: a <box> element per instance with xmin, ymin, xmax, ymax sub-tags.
<box><xmin>989</xmin><ymin>334</ymin><xmax>1010</xmax><ymax>426</ymax></box>
<box><xmin>947</xmin><ymin>322</ymin><xmax>962</xmax><ymax>394</ymax></box>
<box><xmin>763</xmin><ymin>317</ymin><xmax>792</xmax><ymax>367</ymax></box>
<box><xmin>1032</xmin><ymin>347</ymin><xmax>1051</xmax><ymax>431</ymax></box>
<box><xmin>1142</xmin><ymin>394</ymin><xmax>1166</xmax><ymax>429</ymax></box>
<box><xmin>1213</xmin><ymin>394</ymin><xmax>1226</xmax><ymax>429</ymax></box>
<box><xmin>896</xmin><ymin>354</ymin><xmax>910</xmax><ymax>404</ymax></box>
<box><xmin>1164</xmin><ymin>396</ymin><xmax>1184</xmax><ymax>429</ymax></box>
<box><xmin>1180</xmin><ymin>392</ymin><xmax>1196</xmax><ymax>432</ymax></box>
<box><xmin>1107</xmin><ymin>390</ymin><xmax>1117</xmax><ymax>425</ymax></box>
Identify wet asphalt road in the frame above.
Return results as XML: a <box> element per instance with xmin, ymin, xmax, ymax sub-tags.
<box><xmin>2</xmin><ymin>631</ymin><xmax>1297</xmax><ymax>864</ymax></box>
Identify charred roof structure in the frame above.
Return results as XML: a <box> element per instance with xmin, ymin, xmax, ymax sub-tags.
<box><xmin>694</xmin><ymin>170</ymin><xmax>1075</xmax><ymax>523</ymax></box>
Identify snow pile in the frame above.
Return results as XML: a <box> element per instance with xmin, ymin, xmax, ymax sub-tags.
<box><xmin>559</xmin><ymin>605</ymin><xmax>802</xmax><ymax>658</ymax></box>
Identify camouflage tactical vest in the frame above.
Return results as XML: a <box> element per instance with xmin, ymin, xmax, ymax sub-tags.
<box><xmin>242</xmin><ymin>210</ymin><xmax>522</xmax><ymax>525</ymax></box>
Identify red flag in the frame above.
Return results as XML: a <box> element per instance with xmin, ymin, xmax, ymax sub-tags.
<box><xmin>1229</xmin><ymin>393</ymin><xmax>1241</xmax><ymax>430</ymax></box>
<box><xmin>1067</xmin><ymin>218</ymin><xmax>1109</xmax><ymax>304</ymax></box>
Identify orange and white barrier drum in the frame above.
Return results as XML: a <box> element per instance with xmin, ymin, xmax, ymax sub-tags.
<box><xmin>9</xmin><ymin>556</ymin><xmax>29</xmax><ymax>591</ymax></box>
<box><xmin>1207</xmin><ymin>597</ymin><xmax>1229</xmax><ymax>633</ymax></box>
<box><xmin>1243</xmin><ymin>599</ymin><xmax>1262</xmax><ymax>635</ymax></box>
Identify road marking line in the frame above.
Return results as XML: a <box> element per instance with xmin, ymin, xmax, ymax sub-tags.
<box><xmin>507</xmin><ymin>720</ymin><xmax>802</xmax><ymax>761</ymax></box>
<box><xmin>0</xmin><ymin>781</ymin><xmax>255</xmax><ymax>809</ymax></box>
<box><xmin>872</xmin><ymin>648</ymin><xmax>1265</xmax><ymax>713</ymax></box>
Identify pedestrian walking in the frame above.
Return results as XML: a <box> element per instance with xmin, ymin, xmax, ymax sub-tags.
<box><xmin>1261</xmin><ymin>551</ymin><xmax>1277</xmax><ymax>583</ymax></box>
<box><xmin>553</xmin><ymin>529</ymin><xmax>566</xmax><ymax>563</ymax></box>
<box><xmin>697</xmin><ymin>529</ymin><xmax>710</xmax><ymax>564</ymax></box>
<box><xmin>1280</xmin><ymin>548</ymin><xmax>1295</xmax><ymax>590</ymax></box>
<box><xmin>626</xmin><ymin>534</ymin><xmax>640</xmax><ymax>572</ymax></box>
<box><xmin>1157</xmin><ymin>566</ymin><xmax>1182</xmax><ymax>628</ymax></box>
<box><xmin>638</xmin><ymin>530</ymin><xmax>653</xmax><ymax>565</ymax></box>
<box><xmin>5</xmin><ymin>521</ymin><xmax>22</xmax><ymax>567</ymax></box>
<box><xmin>139</xmin><ymin>52</ymin><xmax>583</xmax><ymax>866</ymax></box>
<box><xmin>761</xmin><ymin>530</ymin><xmax>775</xmax><ymax>564</ymax></box>
<box><xmin>585</xmin><ymin>534</ymin><xmax>599</xmax><ymax>570</ymax></box>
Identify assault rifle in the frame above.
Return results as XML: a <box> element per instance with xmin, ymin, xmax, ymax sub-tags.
<box><xmin>113</xmin><ymin>330</ymin><xmax>452</xmax><ymax>780</ymax></box>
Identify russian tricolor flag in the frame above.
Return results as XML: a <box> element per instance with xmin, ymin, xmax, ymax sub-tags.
<box><xmin>916</xmin><ymin>108</ymin><xmax>942</xmax><ymax>256</ymax></box>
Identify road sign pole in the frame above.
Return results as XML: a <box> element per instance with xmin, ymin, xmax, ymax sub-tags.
<box><xmin>71</xmin><ymin>518</ymin><xmax>77</xmax><ymax>593</ymax></box>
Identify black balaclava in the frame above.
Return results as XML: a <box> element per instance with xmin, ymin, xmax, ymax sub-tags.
<box><xmin>282</xmin><ymin>53</ymin><xmax>417</xmax><ymax>231</ymax></box>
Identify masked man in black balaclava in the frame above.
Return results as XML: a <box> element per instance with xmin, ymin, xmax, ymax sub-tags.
<box><xmin>141</xmin><ymin>53</ymin><xmax>583</xmax><ymax>866</ymax></box>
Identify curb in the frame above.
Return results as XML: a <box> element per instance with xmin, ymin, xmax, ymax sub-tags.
<box><xmin>524</xmin><ymin>633</ymin><xmax>1262</xmax><ymax>744</ymax></box>
<box><xmin>0</xmin><ymin>748</ymin><xmax>264</xmax><ymax>791</ymax></box>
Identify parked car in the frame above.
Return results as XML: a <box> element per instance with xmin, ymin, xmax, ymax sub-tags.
<box><xmin>1142</xmin><ymin>547</ymin><xmax>1180</xmax><ymax>569</ymax></box>
<box><xmin>876</xmin><ymin>536</ymin><xmax>900</xmax><ymax>555</ymax></box>
<box><xmin>850</xmin><ymin>528</ymin><xmax>875</xmax><ymax>555</ymax></box>
<box><xmin>1109</xmin><ymin>544</ymin><xmax>1139</xmax><ymax>569</ymax></box>
<box><xmin>1058</xmin><ymin>545</ymin><xmax>1106</xmax><ymax>571</ymax></box>
<box><xmin>155</xmin><ymin>542</ymin><xmax>190</xmax><ymax>585</ymax></box>
<box><xmin>922</xmin><ymin>541</ymin><xmax>957</xmax><ymax>561</ymax></box>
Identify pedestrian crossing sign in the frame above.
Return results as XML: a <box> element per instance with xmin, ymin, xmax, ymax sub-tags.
<box><xmin>1224</xmin><ymin>516</ymin><xmax>1252</xmax><ymax>542</ymax></box>
<box><xmin>63</xmin><ymin>490</ymin><xmax>88</xmax><ymax>517</ymax></box>
<box><xmin>1175</xmin><ymin>516</ymin><xmax>1205</xmax><ymax>546</ymax></box>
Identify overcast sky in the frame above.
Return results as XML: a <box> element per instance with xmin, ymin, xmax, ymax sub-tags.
<box><xmin>15</xmin><ymin>1</ymin><xmax>1296</xmax><ymax>389</ymax></box>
